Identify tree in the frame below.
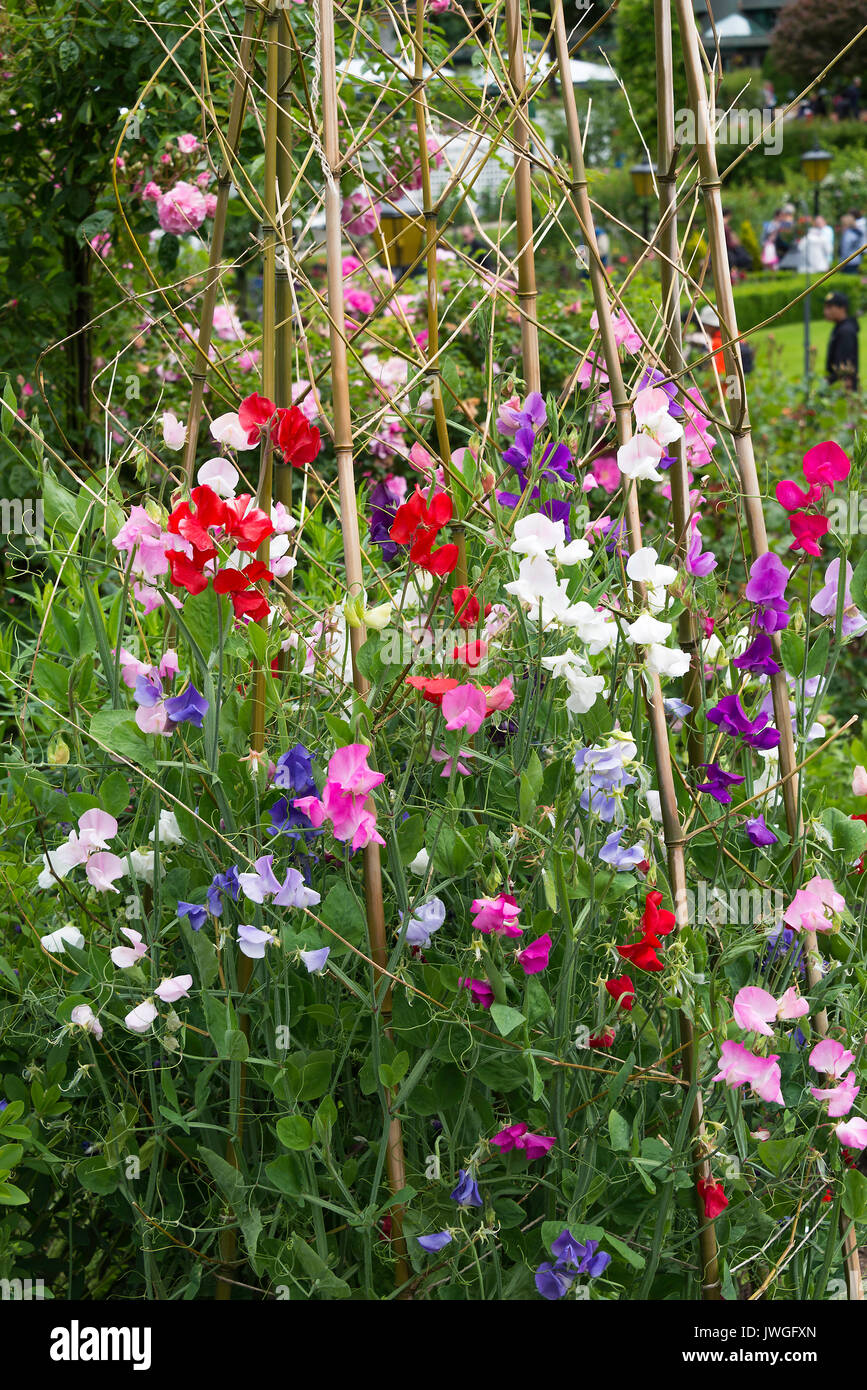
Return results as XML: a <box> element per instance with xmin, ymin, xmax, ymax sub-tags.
<box><xmin>613</xmin><ymin>0</ymin><xmax>688</xmax><ymax>155</ymax></box>
<box><xmin>768</xmin><ymin>0</ymin><xmax>867</xmax><ymax>90</ymax></box>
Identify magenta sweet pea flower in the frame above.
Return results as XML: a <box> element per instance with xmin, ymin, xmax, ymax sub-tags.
<box><xmin>802</xmin><ymin>440</ymin><xmax>851</xmax><ymax>490</ymax></box>
<box><xmin>460</xmin><ymin>977</ymin><xmax>495</xmax><ymax>1008</ymax></box>
<box><xmin>326</xmin><ymin>744</ymin><xmax>385</xmax><ymax>797</ymax></box>
<box><xmin>441</xmin><ymin>683</ymin><xmax>488</xmax><ymax>735</ymax></box>
<box><xmin>732</xmin><ymin>985</ymin><xmax>809</xmax><ymax>1036</ymax></box>
<box><xmin>471</xmin><ymin>893</ymin><xmax>522</xmax><ymax>937</ymax></box>
<box><xmin>491</xmin><ymin>1122</ymin><xmax>555</xmax><ymax>1160</ymax></box>
<box><xmin>515</xmin><ymin>933</ymin><xmax>552</xmax><ymax>974</ymax></box>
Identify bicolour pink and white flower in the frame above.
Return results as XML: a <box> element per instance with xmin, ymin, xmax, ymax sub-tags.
<box><xmin>809</xmin><ymin>1038</ymin><xmax>856</xmax><ymax>1078</ymax></box>
<box><xmin>713</xmin><ymin>1040</ymin><xmax>784</xmax><ymax>1105</ymax></box>
<box><xmin>732</xmin><ymin>985</ymin><xmax>809</xmax><ymax>1037</ymax></box>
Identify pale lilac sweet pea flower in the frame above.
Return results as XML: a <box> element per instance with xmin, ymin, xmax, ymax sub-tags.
<box><xmin>273</xmin><ymin>868</ymin><xmax>321</xmax><ymax>909</ymax></box>
<box><xmin>237</xmin><ymin>923</ymin><xmax>276</xmax><ymax>960</ymax></box>
<box><xmin>238</xmin><ymin>855</ymin><xmax>284</xmax><ymax>903</ymax></box>
<box><xmin>111</xmin><ymin>927</ymin><xmax>148</xmax><ymax>969</ymax></box>
<box><xmin>299</xmin><ymin>947</ymin><xmax>330</xmax><ymax>974</ymax></box>
<box><xmin>810</xmin><ymin>559</ymin><xmax>867</xmax><ymax>638</ymax></box>
<box><xmin>154</xmin><ymin>974</ymin><xmax>193</xmax><ymax>1003</ymax></box>
<box><xmin>402</xmin><ymin>896</ymin><xmax>446</xmax><ymax>947</ymax></box>
<box><xmin>598</xmin><ymin>827</ymin><xmax>645</xmax><ymax>870</ymax></box>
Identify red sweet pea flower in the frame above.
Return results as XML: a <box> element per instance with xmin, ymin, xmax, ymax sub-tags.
<box><xmin>405</xmin><ymin>675</ymin><xmax>459</xmax><ymax>705</ymax></box>
<box><xmin>231</xmin><ymin>588</ymin><xmax>270</xmax><ymax>622</ymax></box>
<box><xmin>190</xmin><ymin>484</ymin><xmax>228</xmax><ymax>531</ymax></box>
<box><xmin>802</xmin><ymin>440</ymin><xmax>851</xmax><ymax>490</ymax></box>
<box><xmin>642</xmin><ymin>890</ymin><xmax>676</xmax><ymax>938</ymax></box>
<box><xmin>589</xmin><ymin>1028</ymin><xmax>616</xmax><ymax>1049</ymax></box>
<box><xmin>238</xmin><ymin>393</ymin><xmax>276</xmax><ymax>445</ymax></box>
<box><xmin>275</xmin><ymin>405</ymin><xmax>321</xmax><ymax>468</ymax></box>
<box><xmin>789</xmin><ymin>511</ymin><xmax>829</xmax><ymax>557</ymax></box>
<box><xmin>452</xmin><ymin>586</ymin><xmax>489</xmax><ymax>628</ymax></box>
<box><xmin>417</xmin><ymin>539</ymin><xmax>459</xmax><ymax>576</ymax></box>
<box><xmin>214</xmin><ymin>560</ymin><xmax>274</xmax><ymax>623</ymax></box>
<box><xmin>390</xmin><ymin>486</ymin><xmax>457</xmax><ymax>576</ymax></box>
<box><xmin>696</xmin><ymin>1178</ymin><xmax>728</xmax><ymax>1220</ymax></box>
<box><xmin>617</xmin><ymin>891</ymin><xmax>676</xmax><ymax>972</ymax></box>
<box><xmin>167</xmin><ymin>550</ymin><xmax>209</xmax><ymax>595</ymax></box>
<box><xmin>167</xmin><ymin>499</ymin><xmax>218</xmax><ymax>558</ymax></box>
<box><xmin>605</xmin><ymin>975</ymin><xmax>635</xmax><ymax>1011</ymax></box>
<box><xmin>223</xmin><ymin>494</ymin><xmax>275</xmax><ymax>551</ymax></box>
<box><xmin>452</xmin><ymin>640</ymin><xmax>487</xmax><ymax>667</ymax></box>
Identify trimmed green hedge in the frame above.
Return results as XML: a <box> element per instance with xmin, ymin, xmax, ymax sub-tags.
<box><xmin>731</xmin><ymin>272</ymin><xmax>864</xmax><ymax>331</ymax></box>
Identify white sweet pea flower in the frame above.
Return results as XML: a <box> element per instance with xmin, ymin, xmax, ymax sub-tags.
<box><xmin>561</xmin><ymin>601</ymin><xmax>617</xmax><ymax>653</ymax></box>
<box><xmin>625</xmin><ymin>612</ymin><xmax>672</xmax><ymax>645</ymax></box>
<box><xmin>149</xmin><ymin>810</ymin><xmax>183</xmax><ymax>847</ymax></box>
<box><xmin>505</xmin><ymin>556</ymin><xmax>572</xmax><ymax>626</ymax></box>
<box><xmin>70</xmin><ymin>1003</ymin><xmax>103</xmax><ymax>1040</ymax></box>
<box><xmin>626</xmin><ymin>546</ymin><xmax>678</xmax><ymax>593</ymax></box>
<box><xmin>645</xmin><ymin>643</ymin><xmax>692</xmax><ymax>678</ymax></box>
<box><xmin>554</xmin><ymin>536</ymin><xmax>592</xmax><ymax>565</ymax></box>
<box><xmin>161</xmin><ymin>410</ymin><xmax>187</xmax><ymax>451</ymax></box>
<box><xmin>197</xmin><ymin>456</ymin><xmax>239</xmax><ymax>497</ymax></box>
<box><xmin>210</xmin><ymin>411</ymin><xmax>256</xmax><ymax>451</ymax></box>
<box><xmin>129</xmin><ymin>849</ymin><xmax>156</xmax><ymax>884</ymax></box>
<box><xmin>41</xmin><ymin>925</ymin><xmax>86</xmax><ymax>954</ymax></box>
<box><xmin>125</xmin><ymin>1001</ymin><xmax>158</xmax><ymax>1034</ymax></box>
<box><xmin>565</xmin><ymin>672</ymin><xmax>606</xmax><ymax>715</ymax></box>
<box><xmin>616</xmin><ymin>434</ymin><xmax>665</xmax><ymax>482</ymax></box>
<box><xmin>408</xmin><ymin>847</ymin><xmax>430</xmax><ymax>876</ymax></box>
<box><xmin>510</xmin><ymin>513</ymin><xmax>566</xmax><ymax>558</ymax></box>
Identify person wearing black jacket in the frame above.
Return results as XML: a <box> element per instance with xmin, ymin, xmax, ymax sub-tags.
<box><xmin>823</xmin><ymin>292</ymin><xmax>860</xmax><ymax>391</ymax></box>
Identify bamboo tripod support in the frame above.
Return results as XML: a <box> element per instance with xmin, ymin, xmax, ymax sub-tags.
<box><xmin>552</xmin><ymin>0</ymin><xmax>721</xmax><ymax>1299</ymax></box>
<box><xmin>674</xmin><ymin>0</ymin><xmax>863</xmax><ymax>1301</ymax></box>
<box><xmin>653</xmin><ymin>0</ymin><xmax>704</xmax><ymax>771</ymax></box>
<box><xmin>182</xmin><ymin>4</ymin><xmax>258</xmax><ymax>482</ymax></box>
<box><xmin>319</xmin><ymin>0</ymin><xmax>411</xmax><ymax>1295</ymax></box>
<box><xmin>505</xmin><ymin>0</ymin><xmax>541</xmax><ymax>395</ymax></box>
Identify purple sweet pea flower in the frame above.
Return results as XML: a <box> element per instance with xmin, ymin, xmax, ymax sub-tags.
<box><xmin>706</xmin><ymin>695</ymin><xmax>780</xmax><ymax>751</ymax></box>
<box><xmin>369</xmin><ymin>479</ymin><xmax>401</xmax><ymax>561</ymax></box>
<box><xmin>732</xmin><ymin>632</ymin><xmax>781</xmax><ymax>676</ymax></box>
<box><xmin>550</xmin><ymin>1228</ymin><xmax>611</xmax><ymax>1276</ymax></box>
<box><xmin>417</xmin><ymin>1231</ymin><xmax>453</xmax><ymax>1253</ymax></box>
<box><xmin>745</xmin><ymin>815</ymin><xmax>778</xmax><ymax>847</ymax></box>
<box><xmin>178</xmin><ymin>901</ymin><xmax>207</xmax><ymax>932</ymax></box>
<box><xmin>402</xmin><ymin>896</ymin><xmax>446</xmax><ymax>948</ymax></box>
<box><xmin>696</xmin><ymin>763</ymin><xmax>746</xmax><ymax>804</ymax></box>
<box><xmin>535</xmin><ymin>1260</ymin><xmax>576</xmax><ymax>1300</ymax></box>
<box><xmin>164</xmin><ymin>683</ymin><xmax>209</xmax><ymax>728</ymax></box>
<box><xmin>450</xmin><ymin>1169</ymin><xmax>482</xmax><ymax>1207</ymax></box>
<box><xmin>207</xmin><ymin>865</ymin><xmax>240</xmax><ymax>917</ymax></box>
<box><xmin>273</xmin><ymin>744</ymin><xmax>317</xmax><ymax>797</ymax></box>
<box><xmin>574</xmin><ymin>743</ymin><xmax>638</xmax><ymax>821</ymax></box>
<box><xmin>745</xmin><ymin>553</ymin><xmax>790</xmax><ymax>634</ymax></box>
<box><xmin>134</xmin><ymin>671</ymin><xmax>163</xmax><ymax>707</ymax></box>
<box><xmin>685</xmin><ymin>525</ymin><xmax>717</xmax><ymax>577</ymax></box>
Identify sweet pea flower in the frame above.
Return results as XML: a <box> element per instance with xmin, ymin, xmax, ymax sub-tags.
<box><xmin>209</xmin><ymin>411</ymin><xmax>257</xmax><ymax>451</ymax></box>
<box><xmin>835</xmin><ymin>1118</ymin><xmax>867</xmax><ymax>1149</ymax></box>
<box><xmin>471</xmin><ymin>893</ymin><xmax>522</xmax><ymax>937</ymax></box>
<box><xmin>784</xmin><ymin>876</ymin><xmax>845</xmax><ymax>934</ymax></box>
<box><xmin>516</xmin><ymin>933</ymin><xmax>552</xmax><ymax>975</ymax></box>
<box><xmin>164</xmin><ymin>684</ymin><xmax>209</xmax><ymax>729</ymax></box>
<box><xmin>441</xmin><ymin>683</ymin><xmax>487</xmax><ymax>735</ymax></box>
<box><xmin>86</xmin><ymin>851</ymin><xmax>126</xmax><ymax>892</ymax></box>
<box><xmin>111</xmin><ymin>927</ymin><xmax>148</xmax><ymax>969</ymax></box>
<box><xmin>491</xmin><ymin>1123</ymin><xmax>555</xmax><ymax>1160</ymax></box>
<box><xmin>238</xmin><ymin>854</ymin><xmax>284</xmax><ymax>903</ymax></box>
<box><xmin>41</xmin><ymin>925</ymin><xmax>85</xmax><ymax>954</ymax></box>
<box><xmin>811</xmin><ymin>1071</ymin><xmax>859</xmax><ymax>1117</ymax></box>
<box><xmin>178</xmin><ymin>901</ymin><xmax>207</xmax><ymax>932</ymax></box>
<box><xmin>809</xmin><ymin>1039</ymin><xmax>856</xmax><ymax>1078</ymax></box>
<box><xmin>696</xmin><ymin>1178</ymin><xmax>728</xmax><ymax>1220</ymax></box>
<box><xmin>327</xmin><ymin>744</ymin><xmax>385</xmax><ymax>797</ymax></box>
<box><xmin>402</xmin><ymin>896</ymin><xmax>446</xmax><ymax>947</ymax></box>
<box><xmin>535</xmin><ymin>1261</ymin><xmax>575</xmax><ymax>1300</ymax></box>
<box><xmin>732</xmin><ymin>985</ymin><xmax>809</xmax><ymax>1036</ymax></box>
<box><xmin>197</xmin><ymin>456</ymin><xmax>240</xmax><ymax>498</ymax></box>
<box><xmin>598</xmin><ymin>827</ymin><xmax>645</xmax><ymax>869</ymax></box>
<box><xmin>237</xmin><ymin>923</ymin><xmax>276</xmax><ymax>960</ymax></box>
<box><xmin>417</xmin><ymin>1231</ymin><xmax>453</xmax><ymax>1252</ymax></box>
<box><xmin>125</xmin><ymin>1001</ymin><xmax>158</xmax><ymax>1034</ymax></box>
<box><xmin>460</xmin><ymin>977</ymin><xmax>495</xmax><ymax>1009</ymax></box>
<box><xmin>745</xmin><ymin>815</ymin><xmax>778</xmax><ymax>847</ymax></box>
<box><xmin>855</xmin><ymin>765</ymin><xmax>867</xmax><ymax>798</ymax></box>
<box><xmin>450</xmin><ymin>1169</ymin><xmax>482</xmax><ymax>1207</ymax></box>
<box><xmin>70</xmin><ymin>1004</ymin><xmax>103</xmax><ymax>1040</ymax></box>
<box><xmin>161</xmin><ymin>410</ymin><xmax>186</xmax><ymax>451</ymax></box>
<box><xmin>154</xmin><ymin>974</ymin><xmax>193</xmax><ymax>1003</ymax></box>
<box><xmin>802</xmin><ymin>440</ymin><xmax>851</xmax><ymax>490</ymax></box>
<box><xmin>616</xmin><ymin>433</ymin><xmax>665</xmax><ymax>482</ymax></box>
<box><xmin>810</xmin><ymin>559</ymin><xmax>867</xmax><ymax>639</ymax></box>
<box><xmin>713</xmin><ymin>1040</ymin><xmax>784</xmax><ymax>1104</ymax></box>
<box><xmin>605</xmin><ymin>975</ymin><xmax>635</xmax><ymax>1010</ymax></box>
<box><xmin>273</xmin><ymin>868</ymin><xmax>321</xmax><ymax>909</ymax></box>
<box><xmin>299</xmin><ymin>947</ymin><xmax>330</xmax><ymax>974</ymax></box>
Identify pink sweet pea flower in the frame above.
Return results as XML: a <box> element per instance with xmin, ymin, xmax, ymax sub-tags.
<box><xmin>516</xmin><ymin>933</ymin><xmax>552</xmax><ymax>975</ymax></box>
<box><xmin>784</xmin><ymin>876</ymin><xmax>845</xmax><ymax>934</ymax></box>
<box><xmin>809</xmin><ymin>1038</ymin><xmax>856</xmax><ymax>1078</ymax></box>
<box><xmin>854</xmin><ymin>765</ymin><xmax>867</xmax><ymax>798</ymax></box>
<box><xmin>471</xmin><ymin>893</ymin><xmax>522</xmax><ymax>937</ymax></box>
<box><xmin>327</xmin><ymin>744</ymin><xmax>386</xmax><ymax>797</ymax></box>
<box><xmin>441</xmin><ymin>683</ymin><xmax>487</xmax><ymax>734</ymax></box>
<box><xmin>70</xmin><ymin>1003</ymin><xmax>103</xmax><ymax>1040</ymax></box>
<box><xmin>85</xmin><ymin>851</ymin><xmax>126</xmax><ymax>893</ymax></box>
<box><xmin>811</xmin><ymin>1071</ymin><xmax>860</xmax><ymax>1117</ymax></box>
<box><xmin>835</xmin><ymin>1118</ymin><xmax>867</xmax><ymax>1149</ymax></box>
<box><xmin>713</xmin><ymin>1040</ymin><xmax>784</xmax><ymax>1104</ymax></box>
<box><xmin>154</xmin><ymin>974</ymin><xmax>193</xmax><ymax>1003</ymax></box>
<box><xmin>482</xmin><ymin>676</ymin><xmax>515</xmax><ymax>713</ymax></box>
<box><xmin>293</xmin><ymin>795</ymin><xmax>327</xmax><ymax>827</ymax></box>
<box><xmin>111</xmin><ymin>927</ymin><xmax>148</xmax><ymax>968</ymax></box>
<box><xmin>732</xmin><ymin>985</ymin><xmax>809</xmax><ymax>1036</ymax></box>
<box><xmin>775</xmin><ymin>478</ymin><xmax>822</xmax><ymax>511</ymax></box>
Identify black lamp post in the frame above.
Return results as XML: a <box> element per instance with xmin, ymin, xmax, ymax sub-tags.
<box><xmin>630</xmin><ymin>162</ymin><xmax>656</xmax><ymax>245</ymax></box>
<box><xmin>801</xmin><ymin>145</ymin><xmax>833</xmax><ymax>391</ymax></box>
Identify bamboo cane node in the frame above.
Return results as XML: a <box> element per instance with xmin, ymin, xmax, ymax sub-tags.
<box><xmin>190</xmin><ymin>371</ymin><xmax>208</xmax><ymax>384</ymax></box>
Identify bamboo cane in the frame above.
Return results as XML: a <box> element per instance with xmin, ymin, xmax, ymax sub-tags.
<box><xmin>182</xmin><ymin>4</ymin><xmax>258</xmax><ymax>482</ymax></box>
<box><xmin>552</xmin><ymin>0</ymin><xmax>722</xmax><ymax>1300</ymax></box>
<box><xmin>275</xmin><ymin>12</ymin><xmax>295</xmax><ymax>517</ymax></box>
<box><xmin>504</xmin><ymin>0</ymin><xmax>541</xmax><ymax>395</ymax></box>
<box><xmin>674</xmin><ymin>0</ymin><xmax>862</xmax><ymax>1301</ymax></box>
<box><xmin>653</xmin><ymin>0</ymin><xmax>704</xmax><ymax>769</ymax></box>
<box><xmin>216</xmin><ymin>2</ymin><xmax>282</xmax><ymax>1303</ymax></box>
<box><xmin>412</xmin><ymin>0</ymin><xmax>468</xmax><ymax>586</ymax></box>
<box><xmin>320</xmin><ymin>0</ymin><xmax>411</xmax><ymax>1295</ymax></box>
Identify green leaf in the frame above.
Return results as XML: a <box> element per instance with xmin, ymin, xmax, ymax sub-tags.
<box><xmin>157</xmin><ymin>233</ymin><xmax>180</xmax><ymax>274</ymax></box>
<box><xmin>604</xmin><ymin>1232</ymin><xmax>646</xmax><ymax>1269</ymax></box>
<box><xmin>396</xmin><ymin>813</ymin><xmax>425</xmax><ymax>866</ymax></box>
<box><xmin>198</xmin><ymin>1147</ymin><xmax>245</xmax><ymax>1208</ymax></box>
<box><xmin>0</xmin><ymin>1143</ymin><xmax>23</xmax><ymax>1172</ymax></box>
<box><xmin>0</xmin><ymin>1181</ymin><xmax>28</xmax><ymax>1206</ymax></box>
<box><xmin>222</xmin><ymin>1029</ymin><xmax>249</xmax><ymax>1062</ymax></box>
<box><xmin>291</xmin><ymin>1235</ymin><xmax>351</xmax><ymax>1298</ymax></box>
<box><xmin>850</xmin><ymin>549</ymin><xmax>867</xmax><ymax>613</ymax></box>
<box><xmin>59</xmin><ymin>38</ymin><xmax>81</xmax><ymax>70</ymax></box>
<box><xmin>319</xmin><ymin>881</ymin><xmax>366</xmax><ymax>957</ymax></box>
<box><xmin>608</xmin><ymin>1109</ymin><xmax>631</xmax><ymax>1152</ymax></box>
<box><xmin>100</xmin><ymin>770</ymin><xmax>131</xmax><ymax>817</ymax></box>
<box><xmin>823</xmin><ymin>807</ymin><xmax>867</xmax><ymax>861</ymax></box>
<box><xmin>757</xmin><ymin>1137</ymin><xmax>803</xmax><ymax>1176</ymax></box>
<box><xmin>518</xmin><ymin>749</ymin><xmax>544</xmax><ymax>822</ymax></box>
<box><xmin>265</xmin><ymin>1153</ymin><xmax>305</xmax><ymax>1197</ymax></box>
<box><xmin>77</xmin><ymin>1157</ymin><xmax>120</xmax><ymax>1195</ymax></box>
<box><xmin>89</xmin><ymin>709</ymin><xmax>155</xmax><ymax>770</ymax></box>
<box><xmin>489</xmin><ymin>1004</ymin><xmax>525</xmax><ymax>1038</ymax></box>
<box><xmin>843</xmin><ymin>1169</ymin><xmax>867</xmax><ymax>1223</ymax></box>
<box><xmin>276</xmin><ymin>1116</ymin><xmax>313</xmax><ymax>1151</ymax></box>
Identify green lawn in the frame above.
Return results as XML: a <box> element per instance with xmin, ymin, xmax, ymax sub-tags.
<box><xmin>748</xmin><ymin>319</ymin><xmax>833</xmax><ymax>381</ymax></box>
